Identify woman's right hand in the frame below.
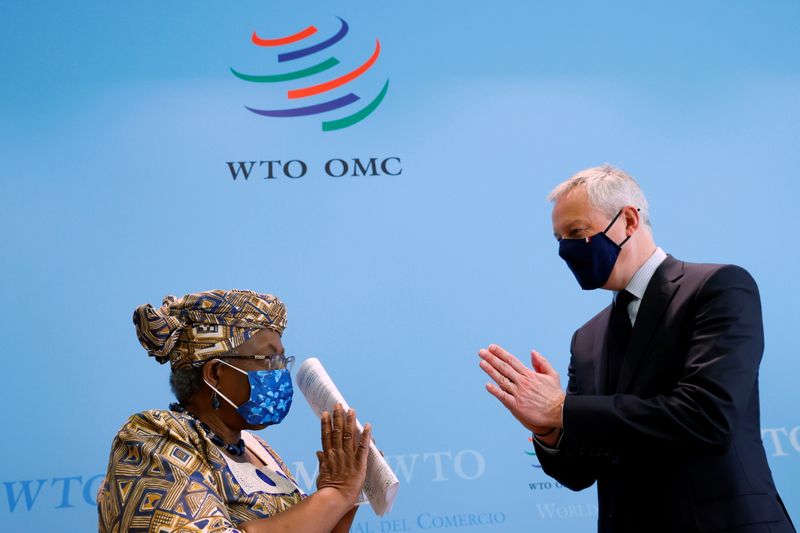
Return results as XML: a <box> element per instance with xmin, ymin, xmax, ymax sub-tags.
<box><xmin>315</xmin><ymin>403</ymin><xmax>372</xmax><ymax>506</ymax></box>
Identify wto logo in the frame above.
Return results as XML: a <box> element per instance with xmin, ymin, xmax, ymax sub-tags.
<box><xmin>526</xmin><ymin>437</ymin><xmax>565</xmax><ymax>493</ymax></box>
<box><xmin>526</xmin><ymin>436</ymin><xmax>542</xmax><ymax>468</ymax></box>
<box><xmin>230</xmin><ymin>17</ymin><xmax>389</xmax><ymax>131</ymax></box>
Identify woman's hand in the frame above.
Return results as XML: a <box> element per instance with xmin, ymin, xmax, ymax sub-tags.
<box><xmin>315</xmin><ymin>403</ymin><xmax>372</xmax><ymax>506</ymax></box>
<box><xmin>238</xmin><ymin>404</ymin><xmax>371</xmax><ymax>533</ymax></box>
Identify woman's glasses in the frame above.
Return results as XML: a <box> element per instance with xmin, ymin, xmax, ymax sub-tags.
<box><xmin>224</xmin><ymin>354</ymin><xmax>295</xmax><ymax>371</ymax></box>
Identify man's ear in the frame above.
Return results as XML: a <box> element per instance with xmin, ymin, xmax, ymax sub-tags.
<box><xmin>624</xmin><ymin>206</ymin><xmax>640</xmax><ymax>236</ymax></box>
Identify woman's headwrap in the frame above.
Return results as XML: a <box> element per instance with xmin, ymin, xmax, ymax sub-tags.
<box><xmin>133</xmin><ymin>290</ymin><xmax>287</xmax><ymax>369</ymax></box>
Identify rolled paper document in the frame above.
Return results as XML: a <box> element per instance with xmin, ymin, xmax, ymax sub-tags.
<box><xmin>296</xmin><ymin>357</ymin><xmax>399</xmax><ymax>516</ymax></box>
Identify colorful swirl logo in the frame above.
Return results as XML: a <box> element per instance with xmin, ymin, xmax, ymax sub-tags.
<box><xmin>526</xmin><ymin>437</ymin><xmax>543</xmax><ymax>468</ymax></box>
<box><xmin>230</xmin><ymin>17</ymin><xmax>389</xmax><ymax>131</ymax></box>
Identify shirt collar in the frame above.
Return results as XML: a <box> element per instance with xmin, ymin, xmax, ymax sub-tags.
<box><xmin>622</xmin><ymin>247</ymin><xmax>667</xmax><ymax>300</ymax></box>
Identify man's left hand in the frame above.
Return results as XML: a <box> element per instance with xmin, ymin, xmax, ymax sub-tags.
<box><xmin>478</xmin><ymin>344</ymin><xmax>566</xmax><ymax>433</ymax></box>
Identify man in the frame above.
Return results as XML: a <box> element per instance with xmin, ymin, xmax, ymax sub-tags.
<box><xmin>479</xmin><ymin>165</ymin><xmax>795</xmax><ymax>532</ymax></box>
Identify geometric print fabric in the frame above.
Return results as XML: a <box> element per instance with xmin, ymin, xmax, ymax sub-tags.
<box><xmin>98</xmin><ymin>408</ymin><xmax>304</xmax><ymax>532</ymax></box>
<box><xmin>133</xmin><ymin>290</ymin><xmax>289</xmax><ymax>369</ymax></box>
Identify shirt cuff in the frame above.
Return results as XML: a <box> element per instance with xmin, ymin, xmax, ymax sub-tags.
<box><xmin>532</xmin><ymin>430</ymin><xmax>563</xmax><ymax>454</ymax></box>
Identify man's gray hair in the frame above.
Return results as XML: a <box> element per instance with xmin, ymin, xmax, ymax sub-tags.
<box><xmin>547</xmin><ymin>164</ymin><xmax>652</xmax><ymax>230</ymax></box>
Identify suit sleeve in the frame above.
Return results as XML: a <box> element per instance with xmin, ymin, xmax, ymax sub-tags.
<box><xmin>561</xmin><ymin>265</ymin><xmax>764</xmax><ymax>455</ymax></box>
<box><xmin>533</xmin><ymin>331</ymin><xmax>602</xmax><ymax>491</ymax></box>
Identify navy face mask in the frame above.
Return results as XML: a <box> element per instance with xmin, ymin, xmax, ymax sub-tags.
<box><xmin>558</xmin><ymin>209</ymin><xmax>631</xmax><ymax>290</ymax></box>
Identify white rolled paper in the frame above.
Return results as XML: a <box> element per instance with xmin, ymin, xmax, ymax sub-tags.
<box><xmin>296</xmin><ymin>357</ymin><xmax>399</xmax><ymax>516</ymax></box>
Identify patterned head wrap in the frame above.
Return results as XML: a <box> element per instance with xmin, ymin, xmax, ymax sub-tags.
<box><xmin>133</xmin><ymin>290</ymin><xmax>288</xmax><ymax>369</ymax></box>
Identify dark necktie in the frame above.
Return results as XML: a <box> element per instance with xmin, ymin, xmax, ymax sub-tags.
<box><xmin>606</xmin><ymin>290</ymin><xmax>635</xmax><ymax>391</ymax></box>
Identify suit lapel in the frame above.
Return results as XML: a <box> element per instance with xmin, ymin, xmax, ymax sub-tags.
<box><xmin>616</xmin><ymin>256</ymin><xmax>684</xmax><ymax>393</ymax></box>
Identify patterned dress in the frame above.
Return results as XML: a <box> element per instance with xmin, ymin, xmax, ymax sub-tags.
<box><xmin>97</xmin><ymin>408</ymin><xmax>305</xmax><ymax>533</ymax></box>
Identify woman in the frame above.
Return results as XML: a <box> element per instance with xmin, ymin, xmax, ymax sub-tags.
<box><xmin>97</xmin><ymin>289</ymin><xmax>371</xmax><ymax>533</ymax></box>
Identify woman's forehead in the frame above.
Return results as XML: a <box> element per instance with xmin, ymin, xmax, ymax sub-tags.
<box><xmin>238</xmin><ymin>329</ymin><xmax>284</xmax><ymax>355</ymax></box>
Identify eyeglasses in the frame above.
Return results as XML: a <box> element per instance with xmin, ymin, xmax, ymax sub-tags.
<box><xmin>223</xmin><ymin>354</ymin><xmax>295</xmax><ymax>371</ymax></box>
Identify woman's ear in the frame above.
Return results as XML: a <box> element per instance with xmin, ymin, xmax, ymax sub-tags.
<box><xmin>202</xmin><ymin>360</ymin><xmax>222</xmax><ymax>387</ymax></box>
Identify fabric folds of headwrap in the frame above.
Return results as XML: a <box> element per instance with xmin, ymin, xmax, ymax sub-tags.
<box><xmin>133</xmin><ymin>290</ymin><xmax>288</xmax><ymax>368</ymax></box>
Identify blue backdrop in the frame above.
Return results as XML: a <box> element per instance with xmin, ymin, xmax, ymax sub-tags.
<box><xmin>2</xmin><ymin>1</ymin><xmax>798</xmax><ymax>531</ymax></box>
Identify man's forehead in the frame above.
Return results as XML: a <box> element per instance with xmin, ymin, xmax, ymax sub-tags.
<box><xmin>553</xmin><ymin>189</ymin><xmax>591</xmax><ymax>219</ymax></box>
<box><xmin>551</xmin><ymin>188</ymin><xmax>605</xmax><ymax>235</ymax></box>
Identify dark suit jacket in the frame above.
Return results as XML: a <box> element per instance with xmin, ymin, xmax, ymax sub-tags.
<box><xmin>535</xmin><ymin>256</ymin><xmax>795</xmax><ymax>533</ymax></box>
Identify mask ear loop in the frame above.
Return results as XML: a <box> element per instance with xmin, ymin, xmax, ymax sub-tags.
<box><xmin>602</xmin><ymin>209</ymin><xmax>625</xmax><ymax>234</ymax></box>
<box><xmin>204</xmin><ymin>379</ymin><xmax>241</xmax><ymax>410</ymax></box>
<box><xmin>204</xmin><ymin>359</ymin><xmax>246</xmax><ymax>410</ymax></box>
<box><xmin>604</xmin><ymin>208</ymin><xmax>641</xmax><ymax>248</ymax></box>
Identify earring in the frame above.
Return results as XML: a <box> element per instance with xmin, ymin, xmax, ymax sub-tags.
<box><xmin>211</xmin><ymin>391</ymin><xmax>220</xmax><ymax>410</ymax></box>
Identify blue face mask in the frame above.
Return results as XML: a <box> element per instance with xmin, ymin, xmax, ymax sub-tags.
<box><xmin>206</xmin><ymin>359</ymin><xmax>293</xmax><ymax>426</ymax></box>
<box><xmin>558</xmin><ymin>209</ymin><xmax>631</xmax><ymax>290</ymax></box>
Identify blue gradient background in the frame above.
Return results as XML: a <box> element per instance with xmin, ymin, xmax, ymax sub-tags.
<box><xmin>1</xmin><ymin>1</ymin><xmax>798</xmax><ymax>531</ymax></box>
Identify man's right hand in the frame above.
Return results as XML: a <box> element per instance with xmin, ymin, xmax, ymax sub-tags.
<box><xmin>479</xmin><ymin>345</ymin><xmax>566</xmax><ymax>432</ymax></box>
